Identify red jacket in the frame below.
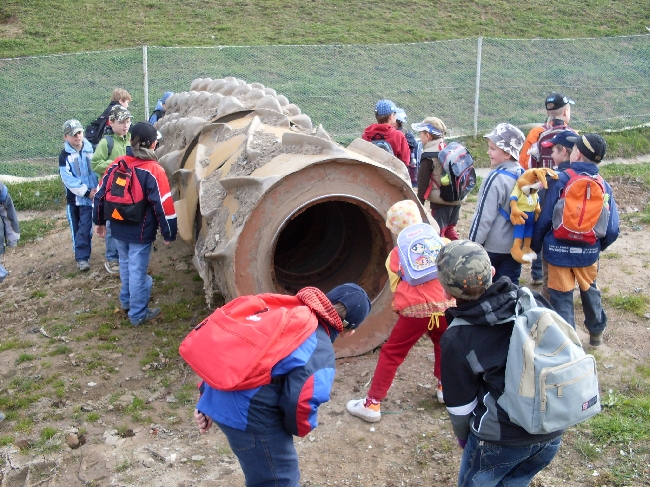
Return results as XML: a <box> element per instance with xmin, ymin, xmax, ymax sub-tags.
<box><xmin>362</xmin><ymin>123</ymin><xmax>411</xmax><ymax>166</ymax></box>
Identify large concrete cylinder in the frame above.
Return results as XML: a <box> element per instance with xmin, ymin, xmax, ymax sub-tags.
<box><xmin>155</xmin><ymin>78</ymin><xmax>430</xmax><ymax>357</ymax></box>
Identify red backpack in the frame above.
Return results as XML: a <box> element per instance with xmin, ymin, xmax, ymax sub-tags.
<box><xmin>104</xmin><ymin>158</ymin><xmax>147</xmax><ymax>224</ymax></box>
<box><xmin>532</xmin><ymin>124</ymin><xmax>568</xmax><ymax>169</ymax></box>
<box><xmin>552</xmin><ymin>169</ymin><xmax>610</xmax><ymax>245</ymax></box>
<box><xmin>179</xmin><ymin>293</ymin><xmax>318</xmax><ymax>391</ymax></box>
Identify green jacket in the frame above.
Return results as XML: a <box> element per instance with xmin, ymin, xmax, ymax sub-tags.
<box><xmin>91</xmin><ymin>133</ymin><xmax>131</xmax><ymax>178</ymax></box>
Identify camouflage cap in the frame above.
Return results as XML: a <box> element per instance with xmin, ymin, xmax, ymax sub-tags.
<box><xmin>63</xmin><ymin>119</ymin><xmax>83</xmax><ymax>136</ymax></box>
<box><xmin>109</xmin><ymin>105</ymin><xmax>132</xmax><ymax>122</ymax></box>
<box><xmin>436</xmin><ymin>240</ymin><xmax>492</xmax><ymax>299</ymax></box>
<box><xmin>484</xmin><ymin>122</ymin><xmax>525</xmax><ymax>160</ymax></box>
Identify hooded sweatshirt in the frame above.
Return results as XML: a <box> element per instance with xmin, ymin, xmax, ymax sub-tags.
<box><xmin>58</xmin><ymin>139</ymin><xmax>98</xmax><ymax>207</ymax></box>
<box><xmin>362</xmin><ymin>123</ymin><xmax>411</xmax><ymax>165</ymax></box>
<box><xmin>441</xmin><ymin>277</ymin><xmax>564</xmax><ymax>446</ymax></box>
<box><xmin>468</xmin><ymin>160</ymin><xmax>523</xmax><ymax>254</ymax></box>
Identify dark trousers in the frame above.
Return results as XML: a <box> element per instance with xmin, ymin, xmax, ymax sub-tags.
<box><xmin>66</xmin><ymin>204</ymin><xmax>93</xmax><ymax>262</ymax></box>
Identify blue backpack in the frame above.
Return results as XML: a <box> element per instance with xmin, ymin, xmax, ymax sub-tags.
<box><xmin>370</xmin><ymin>133</ymin><xmax>394</xmax><ymax>155</ymax></box>
<box><xmin>396</xmin><ymin>223</ymin><xmax>444</xmax><ymax>286</ymax></box>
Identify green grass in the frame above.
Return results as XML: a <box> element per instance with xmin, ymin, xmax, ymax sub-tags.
<box><xmin>2</xmin><ymin>1</ymin><xmax>649</xmax><ymax>58</ymax></box>
<box><xmin>5</xmin><ymin>179</ymin><xmax>65</xmax><ymax>211</ymax></box>
<box><xmin>603</xmin><ymin>294</ymin><xmax>648</xmax><ymax>317</ymax></box>
<box><xmin>0</xmin><ymin>339</ymin><xmax>33</xmax><ymax>352</ymax></box>
<box><xmin>18</xmin><ymin>218</ymin><xmax>59</xmax><ymax>244</ymax></box>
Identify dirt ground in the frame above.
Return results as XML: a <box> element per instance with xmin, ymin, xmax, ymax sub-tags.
<box><xmin>0</xmin><ymin>175</ymin><xmax>649</xmax><ymax>487</ymax></box>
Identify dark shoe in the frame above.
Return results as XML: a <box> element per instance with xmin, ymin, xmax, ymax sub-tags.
<box><xmin>132</xmin><ymin>307</ymin><xmax>161</xmax><ymax>326</ymax></box>
<box><xmin>589</xmin><ymin>332</ymin><xmax>603</xmax><ymax>347</ymax></box>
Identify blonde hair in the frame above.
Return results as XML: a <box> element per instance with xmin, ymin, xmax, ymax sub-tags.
<box><xmin>420</xmin><ymin>116</ymin><xmax>446</xmax><ymax>141</ymax></box>
<box><xmin>385</xmin><ymin>200</ymin><xmax>422</xmax><ymax>235</ymax></box>
<box><xmin>111</xmin><ymin>88</ymin><xmax>132</xmax><ymax>103</ymax></box>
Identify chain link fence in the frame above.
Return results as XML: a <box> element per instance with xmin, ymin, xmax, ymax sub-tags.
<box><xmin>1</xmin><ymin>35</ymin><xmax>649</xmax><ymax>177</ymax></box>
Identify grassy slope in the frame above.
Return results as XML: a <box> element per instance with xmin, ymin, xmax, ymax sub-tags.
<box><xmin>1</xmin><ymin>1</ymin><xmax>650</xmax><ymax>58</ymax></box>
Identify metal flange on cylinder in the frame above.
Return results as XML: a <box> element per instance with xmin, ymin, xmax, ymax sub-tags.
<box><xmin>155</xmin><ymin>77</ymin><xmax>430</xmax><ymax>357</ymax></box>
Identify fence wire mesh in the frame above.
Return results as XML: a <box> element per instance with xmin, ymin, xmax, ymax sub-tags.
<box><xmin>1</xmin><ymin>35</ymin><xmax>649</xmax><ymax>177</ymax></box>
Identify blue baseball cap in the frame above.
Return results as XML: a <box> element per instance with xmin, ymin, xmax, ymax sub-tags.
<box><xmin>375</xmin><ymin>99</ymin><xmax>397</xmax><ymax>116</ymax></box>
<box><xmin>326</xmin><ymin>283</ymin><xmax>371</xmax><ymax>330</ymax></box>
<box><xmin>541</xmin><ymin>129</ymin><xmax>578</xmax><ymax>149</ymax></box>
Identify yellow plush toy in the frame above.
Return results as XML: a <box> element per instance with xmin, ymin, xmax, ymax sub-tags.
<box><xmin>509</xmin><ymin>168</ymin><xmax>558</xmax><ymax>264</ymax></box>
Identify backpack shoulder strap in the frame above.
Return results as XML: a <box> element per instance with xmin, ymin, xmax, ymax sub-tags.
<box><xmin>515</xmin><ymin>286</ymin><xmax>536</xmax><ymax>317</ymax></box>
<box><xmin>104</xmin><ymin>135</ymin><xmax>114</xmax><ymax>158</ymax></box>
<box><xmin>496</xmin><ymin>168</ymin><xmax>524</xmax><ymax>220</ymax></box>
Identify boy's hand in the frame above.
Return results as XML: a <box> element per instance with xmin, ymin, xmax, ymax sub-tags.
<box><xmin>89</xmin><ymin>188</ymin><xmax>97</xmax><ymax>199</ymax></box>
<box><xmin>194</xmin><ymin>409</ymin><xmax>213</xmax><ymax>433</ymax></box>
<box><xmin>95</xmin><ymin>225</ymin><xmax>106</xmax><ymax>238</ymax></box>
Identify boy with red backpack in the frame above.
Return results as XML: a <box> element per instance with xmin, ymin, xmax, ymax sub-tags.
<box><xmin>191</xmin><ymin>284</ymin><xmax>371</xmax><ymax>487</ymax></box>
<box><xmin>531</xmin><ymin>133</ymin><xmax>619</xmax><ymax>346</ymax></box>
<box><xmin>346</xmin><ymin>200</ymin><xmax>455</xmax><ymax>423</ymax></box>
<box><xmin>93</xmin><ymin>122</ymin><xmax>177</xmax><ymax>326</ymax></box>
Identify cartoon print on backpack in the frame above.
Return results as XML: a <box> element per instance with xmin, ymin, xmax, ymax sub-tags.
<box><xmin>397</xmin><ymin>223</ymin><xmax>444</xmax><ymax>285</ymax></box>
<box><xmin>509</xmin><ymin>168</ymin><xmax>558</xmax><ymax>263</ymax></box>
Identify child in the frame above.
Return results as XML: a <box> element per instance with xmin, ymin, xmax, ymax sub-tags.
<box><xmin>91</xmin><ymin>105</ymin><xmax>132</xmax><ymax>275</ymax></box>
<box><xmin>468</xmin><ymin>123</ymin><xmax>526</xmax><ymax>284</ymax></box>
<box><xmin>59</xmin><ymin>120</ymin><xmax>98</xmax><ymax>271</ymax></box>
<box><xmin>394</xmin><ymin>108</ymin><xmax>418</xmax><ymax>187</ymax></box>
<box><xmin>437</xmin><ymin>240</ymin><xmax>563</xmax><ymax>487</ymax></box>
<box><xmin>346</xmin><ymin>200</ymin><xmax>455</xmax><ymax>422</ymax></box>
<box><xmin>85</xmin><ymin>88</ymin><xmax>133</xmax><ymax>149</ymax></box>
<box><xmin>362</xmin><ymin>99</ymin><xmax>411</xmax><ymax>167</ymax></box>
<box><xmin>149</xmin><ymin>91</ymin><xmax>174</xmax><ymax>124</ymax></box>
<box><xmin>531</xmin><ymin>133</ymin><xmax>619</xmax><ymax>346</ymax></box>
<box><xmin>414</xmin><ymin>117</ymin><xmax>463</xmax><ymax>240</ymax></box>
<box><xmin>520</xmin><ymin>92</ymin><xmax>575</xmax><ymax>170</ymax></box>
<box><xmin>93</xmin><ymin>122</ymin><xmax>176</xmax><ymax>325</ymax></box>
<box><xmin>0</xmin><ymin>182</ymin><xmax>20</xmax><ymax>280</ymax></box>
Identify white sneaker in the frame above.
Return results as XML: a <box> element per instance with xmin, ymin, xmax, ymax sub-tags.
<box><xmin>77</xmin><ymin>260</ymin><xmax>90</xmax><ymax>272</ymax></box>
<box><xmin>437</xmin><ymin>384</ymin><xmax>445</xmax><ymax>404</ymax></box>
<box><xmin>346</xmin><ymin>398</ymin><xmax>381</xmax><ymax>423</ymax></box>
<box><xmin>104</xmin><ymin>260</ymin><xmax>120</xmax><ymax>274</ymax></box>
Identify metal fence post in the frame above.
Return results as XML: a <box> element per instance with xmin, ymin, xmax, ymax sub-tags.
<box><xmin>143</xmin><ymin>45</ymin><xmax>149</xmax><ymax>121</ymax></box>
<box><xmin>473</xmin><ymin>36</ymin><xmax>483</xmax><ymax>138</ymax></box>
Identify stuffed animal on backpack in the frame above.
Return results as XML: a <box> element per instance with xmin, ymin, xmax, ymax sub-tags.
<box><xmin>509</xmin><ymin>168</ymin><xmax>557</xmax><ymax>263</ymax></box>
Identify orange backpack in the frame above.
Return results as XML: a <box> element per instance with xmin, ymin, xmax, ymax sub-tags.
<box><xmin>552</xmin><ymin>169</ymin><xmax>610</xmax><ymax>245</ymax></box>
<box><xmin>179</xmin><ymin>293</ymin><xmax>317</xmax><ymax>391</ymax></box>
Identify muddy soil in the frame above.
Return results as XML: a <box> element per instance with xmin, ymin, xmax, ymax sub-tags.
<box><xmin>0</xmin><ymin>176</ymin><xmax>649</xmax><ymax>486</ymax></box>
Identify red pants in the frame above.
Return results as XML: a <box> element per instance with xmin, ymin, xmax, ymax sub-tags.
<box><xmin>368</xmin><ymin>314</ymin><xmax>448</xmax><ymax>401</ymax></box>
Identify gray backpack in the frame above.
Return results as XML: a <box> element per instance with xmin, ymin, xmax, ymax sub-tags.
<box><xmin>450</xmin><ymin>287</ymin><xmax>601</xmax><ymax>434</ymax></box>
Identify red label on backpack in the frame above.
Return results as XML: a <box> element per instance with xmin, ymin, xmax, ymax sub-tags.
<box><xmin>104</xmin><ymin>159</ymin><xmax>147</xmax><ymax>224</ymax></box>
<box><xmin>552</xmin><ymin>169</ymin><xmax>609</xmax><ymax>245</ymax></box>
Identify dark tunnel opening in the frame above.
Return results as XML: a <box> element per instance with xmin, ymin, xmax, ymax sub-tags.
<box><xmin>272</xmin><ymin>199</ymin><xmax>391</xmax><ymax>299</ymax></box>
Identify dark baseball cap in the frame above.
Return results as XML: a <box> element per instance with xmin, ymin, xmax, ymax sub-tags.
<box><xmin>566</xmin><ymin>133</ymin><xmax>607</xmax><ymax>162</ymax></box>
<box><xmin>540</xmin><ymin>129</ymin><xmax>578</xmax><ymax>149</ymax></box>
<box><xmin>129</xmin><ymin>122</ymin><xmax>158</xmax><ymax>147</ymax></box>
<box><xmin>545</xmin><ymin>92</ymin><xmax>575</xmax><ymax>110</ymax></box>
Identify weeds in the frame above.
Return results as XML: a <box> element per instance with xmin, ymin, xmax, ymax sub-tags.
<box><xmin>603</xmin><ymin>294</ymin><xmax>648</xmax><ymax>317</ymax></box>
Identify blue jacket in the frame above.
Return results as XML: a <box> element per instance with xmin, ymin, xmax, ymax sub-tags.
<box><xmin>531</xmin><ymin>161</ymin><xmax>619</xmax><ymax>267</ymax></box>
<box><xmin>58</xmin><ymin>139</ymin><xmax>98</xmax><ymax>207</ymax></box>
<box><xmin>196</xmin><ymin>323</ymin><xmax>336</xmax><ymax>437</ymax></box>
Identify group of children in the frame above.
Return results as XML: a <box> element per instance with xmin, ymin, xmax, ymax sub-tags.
<box><xmin>344</xmin><ymin>94</ymin><xmax>618</xmax><ymax>485</ymax></box>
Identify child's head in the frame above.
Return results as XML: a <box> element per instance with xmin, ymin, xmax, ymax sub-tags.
<box><xmin>375</xmin><ymin>99</ymin><xmax>397</xmax><ymax>125</ymax></box>
<box><xmin>109</xmin><ymin>105</ymin><xmax>133</xmax><ymax>136</ymax></box>
<box><xmin>161</xmin><ymin>91</ymin><xmax>174</xmax><ymax>110</ymax></box>
<box><xmin>484</xmin><ymin>123</ymin><xmax>525</xmax><ymax>167</ymax></box>
<box><xmin>545</xmin><ymin>92</ymin><xmax>575</xmax><ymax>123</ymax></box>
<box><xmin>130</xmin><ymin>122</ymin><xmax>159</xmax><ymax>150</ymax></box>
<box><xmin>436</xmin><ymin>240</ymin><xmax>494</xmax><ymax>301</ymax></box>
<box><xmin>568</xmin><ymin>133</ymin><xmax>607</xmax><ymax>164</ymax></box>
<box><xmin>385</xmin><ymin>200</ymin><xmax>422</xmax><ymax>236</ymax></box>
<box><xmin>411</xmin><ymin>117</ymin><xmax>446</xmax><ymax>145</ymax></box>
<box><xmin>540</xmin><ymin>129</ymin><xmax>576</xmax><ymax>166</ymax></box>
<box><xmin>63</xmin><ymin>119</ymin><xmax>84</xmax><ymax>150</ymax></box>
<box><xmin>111</xmin><ymin>88</ymin><xmax>132</xmax><ymax>107</ymax></box>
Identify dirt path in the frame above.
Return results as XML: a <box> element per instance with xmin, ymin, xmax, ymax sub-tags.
<box><xmin>0</xmin><ymin>175</ymin><xmax>649</xmax><ymax>486</ymax></box>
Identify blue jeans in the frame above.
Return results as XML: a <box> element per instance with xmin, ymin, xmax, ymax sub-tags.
<box><xmin>217</xmin><ymin>423</ymin><xmax>300</xmax><ymax>487</ymax></box>
<box><xmin>487</xmin><ymin>252</ymin><xmax>522</xmax><ymax>285</ymax></box>
<box><xmin>458</xmin><ymin>433</ymin><xmax>562</xmax><ymax>487</ymax></box>
<box><xmin>549</xmin><ymin>283</ymin><xmax>607</xmax><ymax>335</ymax></box>
<box><xmin>66</xmin><ymin>204</ymin><xmax>93</xmax><ymax>262</ymax></box>
<box><xmin>113</xmin><ymin>238</ymin><xmax>153</xmax><ymax>325</ymax></box>
<box><xmin>105</xmin><ymin>221</ymin><xmax>119</xmax><ymax>262</ymax></box>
